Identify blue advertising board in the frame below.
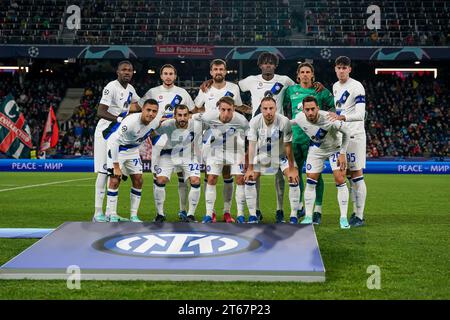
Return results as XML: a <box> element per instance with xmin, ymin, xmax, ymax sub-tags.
<box><xmin>0</xmin><ymin>159</ymin><xmax>448</xmax><ymax>174</ymax></box>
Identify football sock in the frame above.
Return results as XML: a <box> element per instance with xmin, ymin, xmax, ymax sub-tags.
<box><xmin>352</xmin><ymin>176</ymin><xmax>367</xmax><ymax>220</ymax></box>
<box><xmin>153</xmin><ymin>181</ymin><xmax>166</xmax><ymax>216</ymax></box>
<box><xmin>245</xmin><ymin>181</ymin><xmax>257</xmax><ymax>216</ymax></box>
<box><xmin>336</xmin><ymin>183</ymin><xmax>349</xmax><ymax>219</ymax></box>
<box><xmin>304</xmin><ymin>178</ymin><xmax>317</xmax><ymax>219</ymax></box>
<box><xmin>205</xmin><ymin>184</ymin><xmax>216</xmax><ymax>217</ymax></box>
<box><xmin>235</xmin><ymin>184</ymin><xmax>246</xmax><ymax>217</ymax></box>
<box><xmin>223</xmin><ymin>177</ymin><xmax>234</xmax><ymax>213</ymax></box>
<box><xmin>188</xmin><ymin>183</ymin><xmax>201</xmax><ymax>216</ymax></box>
<box><xmin>289</xmin><ymin>183</ymin><xmax>300</xmax><ymax>217</ymax></box>
<box><xmin>105</xmin><ymin>188</ymin><xmax>119</xmax><ymax>217</ymax></box>
<box><xmin>275</xmin><ymin>170</ymin><xmax>285</xmax><ymax>211</ymax></box>
<box><xmin>130</xmin><ymin>187</ymin><xmax>142</xmax><ymax>217</ymax></box>
<box><xmin>178</xmin><ymin>177</ymin><xmax>187</xmax><ymax>212</ymax></box>
<box><xmin>94</xmin><ymin>173</ymin><xmax>108</xmax><ymax>216</ymax></box>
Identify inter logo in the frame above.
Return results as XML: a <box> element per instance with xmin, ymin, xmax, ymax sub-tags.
<box><xmin>94</xmin><ymin>232</ymin><xmax>260</xmax><ymax>257</ymax></box>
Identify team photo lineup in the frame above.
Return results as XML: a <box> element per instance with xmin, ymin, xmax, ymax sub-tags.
<box><xmin>0</xmin><ymin>0</ymin><xmax>449</xmax><ymax>303</ymax></box>
<box><xmin>93</xmin><ymin>53</ymin><xmax>366</xmax><ymax>228</ymax></box>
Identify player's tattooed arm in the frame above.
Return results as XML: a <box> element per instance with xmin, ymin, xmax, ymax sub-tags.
<box><xmin>191</xmin><ymin>105</ymin><xmax>206</xmax><ymax>114</ymax></box>
<box><xmin>97</xmin><ymin>104</ymin><xmax>121</xmax><ymax>122</ymax></box>
<box><xmin>312</xmin><ymin>81</ymin><xmax>325</xmax><ymax>92</ymax></box>
<box><xmin>129</xmin><ymin>102</ymin><xmax>141</xmax><ymax>113</ymax></box>
<box><xmin>235</xmin><ymin>104</ymin><xmax>252</xmax><ymax>115</ymax></box>
<box><xmin>200</xmin><ymin>79</ymin><xmax>213</xmax><ymax>93</ymax></box>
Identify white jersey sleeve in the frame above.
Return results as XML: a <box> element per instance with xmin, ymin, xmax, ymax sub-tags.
<box><xmin>281</xmin><ymin>115</ymin><xmax>293</xmax><ymax>143</ymax></box>
<box><xmin>247</xmin><ymin>116</ymin><xmax>259</xmax><ymax>142</ymax></box>
<box><xmin>345</xmin><ymin>81</ymin><xmax>365</xmax><ymax>122</ymax></box>
<box><xmin>238</xmin><ymin>76</ymin><xmax>254</xmax><ymax>93</ymax></box>
<box><xmin>99</xmin><ymin>82</ymin><xmax>115</xmax><ymax>107</ymax></box>
<box><xmin>194</xmin><ymin>90</ymin><xmax>206</xmax><ymax>108</ymax></box>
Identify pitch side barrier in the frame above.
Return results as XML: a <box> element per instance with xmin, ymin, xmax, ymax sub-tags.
<box><xmin>0</xmin><ymin>159</ymin><xmax>449</xmax><ymax>174</ymax></box>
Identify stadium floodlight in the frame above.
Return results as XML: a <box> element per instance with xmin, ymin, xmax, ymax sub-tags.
<box><xmin>147</xmin><ymin>69</ymin><xmax>156</xmax><ymax>74</ymax></box>
<box><xmin>375</xmin><ymin>68</ymin><xmax>437</xmax><ymax>79</ymax></box>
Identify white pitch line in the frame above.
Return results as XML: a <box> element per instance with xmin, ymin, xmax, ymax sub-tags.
<box><xmin>0</xmin><ymin>178</ymin><xmax>95</xmax><ymax>193</ymax></box>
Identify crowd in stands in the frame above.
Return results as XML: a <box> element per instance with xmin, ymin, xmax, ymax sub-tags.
<box><xmin>1</xmin><ymin>68</ymin><xmax>448</xmax><ymax>159</ymax></box>
<box><xmin>3</xmin><ymin>0</ymin><xmax>450</xmax><ymax>46</ymax></box>
<box><xmin>364</xmin><ymin>74</ymin><xmax>448</xmax><ymax>158</ymax></box>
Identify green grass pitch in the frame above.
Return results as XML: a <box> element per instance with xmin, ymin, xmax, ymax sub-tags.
<box><xmin>0</xmin><ymin>172</ymin><xmax>449</xmax><ymax>299</ymax></box>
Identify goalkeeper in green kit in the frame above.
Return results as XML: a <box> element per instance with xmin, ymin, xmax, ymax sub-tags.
<box><xmin>284</xmin><ymin>62</ymin><xmax>334</xmax><ymax>224</ymax></box>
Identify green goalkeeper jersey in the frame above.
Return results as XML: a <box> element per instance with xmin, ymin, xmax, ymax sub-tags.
<box><xmin>284</xmin><ymin>84</ymin><xmax>335</xmax><ymax>145</ymax></box>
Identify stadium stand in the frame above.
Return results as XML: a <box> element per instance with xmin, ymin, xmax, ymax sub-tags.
<box><xmin>301</xmin><ymin>0</ymin><xmax>450</xmax><ymax>45</ymax></box>
<box><xmin>1</xmin><ymin>0</ymin><xmax>292</xmax><ymax>45</ymax></box>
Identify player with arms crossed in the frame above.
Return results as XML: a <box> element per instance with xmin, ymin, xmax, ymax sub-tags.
<box><xmin>291</xmin><ymin>96</ymin><xmax>351</xmax><ymax>229</ymax></box>
<box><xmin>238</xmin><ymin>52</ymin><xmax>295</xmax><ymax>223</ymax></box>
<box><xmin>193</xmin><ymin>96</ymin><xmax>250</xmax><ymax>223</ymax></box>
<box><xmin>244</xmin><ymin>97</ymin><xmax>300</xmax><ymax>224</ymax></box>
<box><xmin>139</xmin><ymin>64</ymin><xmax>195</xmax><ymax>221</ymax></box>
<box><xmin>104</xmin><ymin>99</ymin><xmax>160</xmax><ymax>222</ymax></box>
<box><xmin>284</xmin><ymin>62</ymin><xmax>335</xmax><ymax>224</ymax></box>
<box><xmin>92</xmin><ymin>60</ymin><xmax>140</xmax><ymax>222</ymax></box>
<box><xmin>328</xmin><ymin>56</ymin><xmax>367</xmax><ymax>227</ymax></box>
<box><xmin>151</xmin><ymin>104</ymin><xmax>202</xmax><ymax>223</ymax></box>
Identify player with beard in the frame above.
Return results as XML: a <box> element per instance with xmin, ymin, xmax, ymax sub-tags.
<box><xmin>139</xmin><ymin>64</ymin><xmax>195</xmax><ymax>221</ymax></box>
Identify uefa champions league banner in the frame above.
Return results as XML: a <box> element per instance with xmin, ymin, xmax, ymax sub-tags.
<box><xmin>0</xmin><ymin>159</ymin><xmax>448</xmax><ymax>174</ymax></box>
<box><xmin>1</xmin><ymin>45</ymin><xmax>450</xmax><ymax>61</ymax></box>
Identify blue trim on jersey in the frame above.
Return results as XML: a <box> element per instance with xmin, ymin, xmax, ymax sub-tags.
<box><xmin>355</xmin><ymin>95</ymin><xmax>366</xmax><ymax>104</ymax></box>
<box><xmin>337</xmin><ymin>90</ymin><xmax>350</xmax><ymax>105</ymax></box>
<box><xmin>160</xmin><ymin>149</ymin><xmax>173</xmax><ymax>156</ymax></box>
<box><xmin>119</xmin><ymin>144</ymin><xmax>139</xmax><ymax>151</ymax></box>
<box><xmin>130</xmin><ymin>188</ymin><xmax>142</xmax><ymax>196</ymax></box>
<box><xmin>107</xmin><ymin>191</ymin><xmax>118</xmax><ymax>197</ymax></box>
<box><xmin>150</xmin><ymin>134</ymin><xmax>160</xmax><ymax>145</ymax></box>
<box><xmin>154</xmin><ymin>181</ymin><xmax>166</xmax><ymax>188</ymax></box>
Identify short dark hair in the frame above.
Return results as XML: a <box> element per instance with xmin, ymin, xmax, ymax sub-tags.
<box><xmin>257</xmin><ymin>52</ymin><xmax>279</xmax><ymax>67</ymax></box>
<box><xmin>260</xmin><ymin>96</ymin><xmax>276</xmax><ymax>106</ymax></box>
<box><xmin>335</xmin><ymin>56</ymin><xmax>351</xmax><ymax>66</ymax></box>
<box><xmin>174</xmin><ymin>104</ymin><xmax>189</xmax><ymax>114</ymax></box>
<box><xmin>302</xmin><ymin>95</ymin><xmax>319</xmax><ymax>106</ymax></box>
<box><xmin>142</xmin><ymin>98</ymin><xmax>159</xmax><ymax>109</ymax></box>
<box><xmin>160</xmin><ymin>64</ymin><xmax>177</xmax><ymax>75</ymax></box>
<box><xmin>117</xmin><ymin>60</ymin><xmax>133</xmax><ymax>70</ymax></box>
<box><xmin>216</xmin><ymin>96</ymin><xmax>235</xmax><ymax>108</ymax></box>
<box><xmin>210</xmin><ymin>59</ymin><xmax>227</xmax><ymax>70</ymax></box>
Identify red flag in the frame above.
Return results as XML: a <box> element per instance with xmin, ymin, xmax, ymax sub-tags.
<box><xmin>39</xmin><ymin>106</ymin><xmax>59</xmax><ymax>152</ymax></box>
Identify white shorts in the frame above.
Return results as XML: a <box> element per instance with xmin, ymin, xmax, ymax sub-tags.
<box><xmin>154</xmin><ymin>155</ymin><xmax>201</xmax><ymax>181</ymax></box>
<box><xmin>346</xmin><ymin>134</ymin><xmax>366</xmax><ymax>171</ymax></box>
<box><xmin>306</xmin><ymin>149</ymin><xmax>341</xmax><ymax>173</ymax></box>
<box><xmin>206</xmin><ymin>163</ymin><xmax>244</xmax><ymax>176</ymax></box>
<box><xmin>94</xmin><ymin>126</ymin><xmax>107</xmax><ymax>174</ymax></box>
<box><xmin>107</xmin><ymin>157</ymin><xmax>143</xmax><ymax>176</ymax></box>
<box><xmin>253</xmin><ymin>156</ymin><xmax>295</xmax><ymax>175</ymax></box>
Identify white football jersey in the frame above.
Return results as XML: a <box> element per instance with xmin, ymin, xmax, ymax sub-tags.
<box><xmin>247</xmin><ymin>113</ymin><xmax>292</xmax><ymax>166</ymax></box>
<box><xmin>292</xmin><ymin>110</ymin><xmax>350</xmax><ymax>154</ymax></box>
<box><xmin>155</xmin><ymin>119</ymin><xmax>199</xmax><ymax>163</ymax></box>
<box><xmin>239</xmin><ymin>74</ymin><xmax>295</xmax><ymax>117</ymax></box>
<box><xmin>107</xmin><ymin>113</ymin><xmax>160</xmax><ymax>161</ymax></box>
<box><xmin>194</xmin><ymin>82</ymin><xmax>243</xmax><ymax>113</ymax></box>
<box><xmin>97</xmin><ymin>80</ymin><xmax>140</xmax><ymax>131</ymax></box>
<box><xmin>333</xmin><ymin>77</ymin><xmax>366</xmax><ymax>136</ymax></box>
<box><xmin>139</xmin><ymin>85</ymin><xmax>194</xmax><ymax>119</ymax></box>
<box><xmin>192</xmin><ymin>111</ymin><xmax>249</xmax><ymax>164</ymax></box>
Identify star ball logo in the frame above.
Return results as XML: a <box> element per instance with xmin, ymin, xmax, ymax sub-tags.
<box><xmin>94</xmin><ymin>232</ymin><xmax>261</xmax><ymax>257</ymax></box>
